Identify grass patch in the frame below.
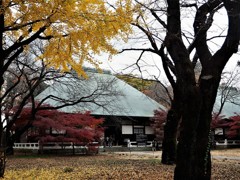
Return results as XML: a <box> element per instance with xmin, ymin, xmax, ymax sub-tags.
<box><xmin>63</xmin><ymin>167</ymin><xmax>74</xmax><ymax>173</ymax></box>
<box><xmin>145</xmin><ymin>158</ymin><xmax>162</xmax><ymax>165</ymax></box>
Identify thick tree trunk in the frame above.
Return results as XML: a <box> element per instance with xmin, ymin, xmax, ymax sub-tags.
<box><xmin>192</xmin><ymin>72</ymin><xmax>222</xmax><ymax>179</ymax></box>
<box><xmin>165</xmin><ymin>1</ymin><xmax>202</xmax><ymax>178</ymax></box>
<box><xmin>0</xmin><ymin>1</ymin><xmax>5</xmax><ymax>175</ymax></box>
<box><xmin>161</xmin><ymin>109</ymin><xmax>179</xmax><ymax>164</ymax></box>
<box><xmin>5</xmin><ymin>129</ymin><xmax>14</xmax><ymax>155</ymax></box>
<box><xmin>162</xmin><ymin>0</ymin><xmax>240</xmax><ymax>179</ymax></box>
<box><xmin>193</xmin><ymin>113</ymin><xmax>212</xmax><ymax>180</ymax></box>
<box><xmin>0</xmin><ymin>0</ymin><xmax>4</xmax><ymax>144</ymax></box>
<box><xmin>174</xmin><ymin>85</ymin><xmax>201</xmax><ymax>179</ymax></box>
<box><xmin>161</xmin><ymin>92</ymin><xmax>182</xmax><ymax>164</ymax></box>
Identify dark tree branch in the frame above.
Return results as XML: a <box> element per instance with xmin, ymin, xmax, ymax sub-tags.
<box><xmin>119</xmin><ymin>48</ymin><xmax>155</xmax><ymax>53</ymax></box>
<box><xmin>153</xmin><ymin>75</ymin><xmax>173</xmax><ymax>104</ymax></box>
<box><xmin>4</xmin><ymin>25</ymin><xmax>48</xmax><ymax>58</ymax></box>
<box><xmin>158</xmin><ymin>45</ymin><xmax>176</xmax><ymax>89</ymax></box>
<box><xmin>2</xmin><ymin>47</ymin><xmax>24</xmax><ymax>74</ymax></box>
<box><xmin>131</xmin><ymin>23</ymin><xmax>159</xmax><ymax>51</ymax></box>
<box><xmin>4</xmin><ymin>19</ymin><xmax>43</xmax><ymax>32</ymax></box>
<box><xmin>181</xmin><ymin>3</ymin><xmax>198</xmax><ymax>9</ymax></box>
<box><xmin>193</xmin><ymin>0</ymin><xmax>223</xmax><ymax>68</ymax></box>
<box><xmin>213</xmin><ymin>0</ymin><xmax>240</xmax><ymax>70</ymax></box>
<box><xmin>150</xmin><ymin>9</ymin><xmax>167</xmax><ymax>29</ymax></box>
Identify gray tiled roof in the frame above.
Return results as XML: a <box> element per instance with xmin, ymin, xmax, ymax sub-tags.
<box><xmin>36</xmin><ymin>72</ymin><xmax>166</xmax><ymax>117</ymax></box>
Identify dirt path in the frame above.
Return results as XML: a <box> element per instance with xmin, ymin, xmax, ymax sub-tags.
<box><xmin>110</xmin><ymin>148</ymin><xmax>240</xmax><ymax>161</ymax></box>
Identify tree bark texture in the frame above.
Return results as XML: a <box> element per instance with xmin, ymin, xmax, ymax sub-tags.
<box><xmin>163</xmin><ymin>0</ymin><xmax>240</xmax><ymax>179</ymax></box>
<box><xmin>192</xmin><ymin>1</ymin><xmax>240</xmax><ymax>179</ymax></box>
<box><xmin>161</xmin><ymin>89</ymin><xmax>182</xmax><ymax>164</ymax></box>
<box><xmin>0</xmin><ymin>1</ymin><xmax>6</xmax><ymax>177</ymax></box>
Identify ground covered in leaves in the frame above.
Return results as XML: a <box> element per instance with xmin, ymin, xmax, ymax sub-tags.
<box><xmin>2</xmin><ymin>149</ymin><xmax>240</xmax><ymax>179</ymax></box>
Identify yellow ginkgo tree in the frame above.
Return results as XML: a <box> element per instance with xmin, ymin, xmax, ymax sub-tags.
<box><xmin>1</xmin><ymin>0</ymin><xmax>132</xmax><ymax>77</ymax></box>
<box><xmin>0</xmin><ymin>0</ymin><xmax>132</xmax><ymax>176</ymax></box>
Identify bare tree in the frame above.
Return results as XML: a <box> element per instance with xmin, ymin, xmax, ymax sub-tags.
<box><xmin>120</xmin><ymin>0</ymin><xmax>240</xmax><ymax>179</ymax></box>
<box><xmin>2</xmin><ymin>42</ymin><xmax>123</xmax><ymax>158</ymax></box>
<box><xmin>215</xmin><ymin>64</ymin><xmax>240</xmax><ymax>117</ymax></box>
<box><xmin>146</xmin><ymin>80</ymin><xmax>172</xmax><ymax>108</ymax></box>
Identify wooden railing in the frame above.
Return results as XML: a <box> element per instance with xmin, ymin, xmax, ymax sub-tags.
<box><xmin>215</xmin><ymin>139</ymin><xmax>240</xmax><ymax>146</ymax></box>
<box><xmin>13</xmin><ymin>143</ymin><xmax>39</xmax><ymax>149</ymax></box>
<box><xmin>128</xmin><ymin>141</ymin><xmax>160</xmax><ymax>147</ymax></box>
<box><xmin>13</xmin><ymin>142</ymin><xmax>98</xmax><ymax>150</ymax></box>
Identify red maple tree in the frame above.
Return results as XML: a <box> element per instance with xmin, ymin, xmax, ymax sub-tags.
<box><xmin>150</xmin><ymin>109</ymin><xmax>167</xmax><ymax>141</ymax></box>
<box><xmin>211</xmin><ymin>112</ymin><xmax>240</xmax><ymax>139</ymax></box>
<box><xmin>211</xmin><ymin>113</ymin><xmax>228</xmax><ymax>129</ymax></box>
<box><xmin>227</xmin><ymin>114</ymin><xmax>240</xmax><ymax>138</ymax></box>
<box><xmin>13</xmin><ymin>107</ymin><xmax>104</xmax><ymax>145</ymax></box>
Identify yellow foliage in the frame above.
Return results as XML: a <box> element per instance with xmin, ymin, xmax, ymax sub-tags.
<box><xmin>3</xmin><ymin>156</ymin><xmax>174</xmax><ymax>180</ymax></box>
<box><xmin>2</xmin><ymin>0</ymin><xmax>133</xmax><ymax>76</ymax></box>
<box><xmin>4</xmin><ymin>151</ymin><xmax>240</xmax><ymax>180</ymax></box>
